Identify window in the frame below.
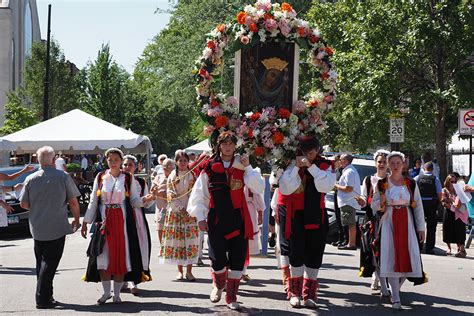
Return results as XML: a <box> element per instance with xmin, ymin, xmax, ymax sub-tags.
<box><xmin>24</xmin><ymin>1</ymin><xmax>33</xmax><ymax>58</ymax></box>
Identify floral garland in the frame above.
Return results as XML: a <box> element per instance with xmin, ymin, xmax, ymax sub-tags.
<box><xmin>194</xmin><ymin>0</ymin><xmax>337</xmax><ymax>168</ymax></box>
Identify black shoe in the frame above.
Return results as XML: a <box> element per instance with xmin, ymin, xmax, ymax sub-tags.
<box><xmin>36</xmin><ymin>302</ymin><xmax>57</xmax><ymax>309</ymax></box>
<box><xmin>268</xmin><ymin>234</ymin><xmax>276</xmax><ymax>248</ymax></box>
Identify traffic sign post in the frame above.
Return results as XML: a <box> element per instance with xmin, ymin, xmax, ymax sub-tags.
<box><xmin>458</xmin><ymin>109</ymin><xmax>474</xmax><ymax>176</ymax></box>
<box><xmin>390</xmin><ymin>118</ymin><xmax>405</xmax><ymax>143</ymax></box>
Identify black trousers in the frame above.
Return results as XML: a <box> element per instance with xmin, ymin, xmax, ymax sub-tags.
<box><xmin>207</xmin><ymin>212</ymin><xmax>248</xmax><ymax>272</ymax></box>
<box><xmin>334</xmin><ymin>192</ymin><xmax>346</xmax><ymax>241</ymax></box>
<box><xmin>279</xmin><ymin>205</ymin><xmax>329</xmax><ymax>269</ymax></box>
<box><xmin>422</xmin><ymin>199</ymin><xmax>438</xmax><ymax>252</ymax></box>
<box><xmin>34</xmin><ymin>236</ymin><xmax>65</xmax><ymax>304</ymax></box>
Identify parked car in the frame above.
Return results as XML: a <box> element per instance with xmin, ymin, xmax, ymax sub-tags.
<box><xmin>324</xmin><ymin>156</ymin><xmax>376</xmax><ymax>243</ymax></box>
<box><xmin>0</xmin><ymin>165</ymin><xmax>38</xmax><ymax>234</ymax></box>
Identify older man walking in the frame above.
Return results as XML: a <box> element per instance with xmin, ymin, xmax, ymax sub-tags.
<box><xmin>334</xmin><ymin>154</ymin><xmax>361</xmax><ymax>250</ymax></box>
<box><xmin>19</xmin><ymin>146</ymin><xmax>81</xmax><ymax>309</ymax></box>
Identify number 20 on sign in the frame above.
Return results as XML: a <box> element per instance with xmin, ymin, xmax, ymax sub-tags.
<box><xmin>390</xmin><ymin>118</ymin><xmax>405</xmax><ymax>143</ymax></box>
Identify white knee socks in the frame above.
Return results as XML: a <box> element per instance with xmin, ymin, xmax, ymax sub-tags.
<box><xmin>101</xmin><ymin>280</ymin><xmax>112</xmax><ymax>296</ymax></box>
<box><xmin>388</xmin><ymin>277</ymin><xmax>401</xmax><ymax>303</ymax></box>
<box><xmin>113</xmin><ymin>281</ymin><xmax>123</xmax><ymax>298</ymax></box>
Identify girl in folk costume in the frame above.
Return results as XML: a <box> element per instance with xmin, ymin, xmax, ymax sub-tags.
<box><xmin>356</xmin><ymin>150</ymin><xmax>390</xmax><ymax>297</ymax></box>
<box><xmin>81</xmin><ymin>148</ymin><xmax>154</xmax><ymax>305</ymax></box>
<box><xmin>187</xmin><ymin>131</ymin><xmax>265</xmax><ymax>310</ymax></box>
<box><xmin>241</xmin><ymin>169</ymin><xmax>265</xmax><ymax>281</ymax></box>
<box><xmin>152</xmin><ymin>158</ymin><xmax>174</xmax><ymax>244</ymax></box>
<box><xmin>278</xmin><ymin>137</ymin><xmax>336</xmax><ymax>309</ymax></box>
<box><xmin>121</xmin><ymin>155</ymin><xmax>154</xmax><ymax>295</ymax></box>
<box><xmin>159</xmin><ymin>150</ymin><xmax>199</xmax><ymax>281</ymax></box>
<box><xmin>371</xmin><ymin>151</ymin><xmax>427</xmax><ymax>310</ymax></box>
<box><xmin>441</xmin><ymin>174</ymin><xmax>468</xmax><ymax>258</ymax></box>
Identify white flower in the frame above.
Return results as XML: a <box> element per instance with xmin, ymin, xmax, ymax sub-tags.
<box><xmin>244</xmin><ymin>4</ymin><xmax>257</xmax><ymax>15</ymax></box>
<box><xmin>270</xmin><ymin>29</ymin><xmax>280</xmax><ymax>37</ymax></box>
<box><xmin>203</xmin><ymin>47</ymin><xmax>213</xmax><ymax>59</ymax></box>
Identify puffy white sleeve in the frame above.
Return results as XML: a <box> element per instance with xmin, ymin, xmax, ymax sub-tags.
<box><xmin>270</xmin><ymin>189</ymin><xmax>278</xmax><ymax>216</ymax></box>
<box><xmin>269</xmin><ymin>168</ymin><xmax>283</xmax><ymax>188</ymax></box>
<box><xmin>244</xmin><ymin>165</ymin><xmax>265</xmax><ymax>194</ymax></box>
<box><xmin>84</xmin><ymin>176</ymin><xmax>100</xmax><ymax>223</ymax></box>
<box><xmin>413</xmin><ymin>184</ymin><xmax>426</xmax><ymax>232</ymax></box>
<box><xmin>371</xmin><ymin>182</ymin><xmax>382</xmax><ymax>212</ymax></box>
<box><xmin>187</xmin><ymin>172</ymin><xmax>210</xmax><ymax>222</ymax></box>
<box><xmin>253</xmin><ymin>191</ymin><xmax>265</xmax><ymax>212</ymax></box>
<box><xmin>360</xmin><ymin>177</ymin><xmax>369</xmax><ymax>208</ymax></box>
<box><xmin>307</xmin><ymin>164</ymin><xmax>336</xmax><ymax>194</ymax></box>
<box><xmin>130</xmin><ymin>177</ymin><xmax>145</xmax><ymax>208</ymax></box>
<box><xmin>279</xmin><ymin>163</ymin><xmax>301</xmax><ymax>195</ymax></box>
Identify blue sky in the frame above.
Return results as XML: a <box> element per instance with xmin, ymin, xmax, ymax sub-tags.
<box><xmin>36</xmin><ymin>0</ymin><xmax>172</xmax><ymax>73</ymax></box>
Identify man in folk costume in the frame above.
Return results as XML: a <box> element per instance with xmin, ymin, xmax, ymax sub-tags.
<box><xmin>278</xmin><ymin>136</ymin><xmax>336</xmax><ymax>308</ymax></box>
<box><xmin>187</xmin><ymin>131</ymin><xmax>265</xmax><ymax>310</ymax></box>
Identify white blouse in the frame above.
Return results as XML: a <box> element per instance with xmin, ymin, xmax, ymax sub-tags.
<box><xmin>279</xmin><ymin>161</ymin><xmax>336</xmax><ymax>196</ymax></box>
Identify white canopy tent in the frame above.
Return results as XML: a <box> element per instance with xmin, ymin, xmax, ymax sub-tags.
<box><xmin>185</xmin><ymin>139</ymin><xmax>211</xmax><ymax>154</ymax></box>
<box><xmin>0</xmin><ymin>109</ymin><xmax>153</xmax><ymax>171</ymax></box>
<box><xmin>0</xmin><ymin>109</ymin><xmax>152</xmax><ymax>154</ymax></box>
<box><xmin>448</xmin><ymin>132</ymin><xmax>473</xmax><ymax>176</ymax></box>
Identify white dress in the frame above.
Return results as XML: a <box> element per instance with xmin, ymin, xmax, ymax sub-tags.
<box><xmin>244</xmin><ymin>186</ymin><xmax>265</xmax><ymax>255</ymax></box>
<box><xmin>84</xmin><ymin>171</ymin><xmax>144</xmax><ymax>271</ymax></box>
<box><xmin>372</xmin><ymin>179</ymin><xmax>425</xmax><ymax>278</ymax></box>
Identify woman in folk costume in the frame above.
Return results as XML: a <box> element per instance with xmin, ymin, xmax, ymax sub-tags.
<box><xmin>356</xmin><ymin>150</ymin><xmax>390</xmax><ymax>297</ymax></box>
<box><xmin>152</xmin><ymin>158</ymin><xmax>174</xmax><ymax>244</ymax></box>
<box><xmin>241</xmin><ymin>169</ymin><xmax>265</xmax><ymax>281</ymax></box>
<box><xmin>278</xmin><ymin>136</ymin><xmax>336</xmax><ymax>309</ymax></box>
<box><xmin>159</xmin><ymin>150</ymin><xmax>199</xmax><ymax>281</ymax></box>
<box><xmin>371</xmin><ymin>151</ymin><xmax>427</xmax><ymax>310</ymax></box>
<box><xmin>121</xmin><ymin>155</ymin><xmax>154</xmax><ymax>295</ymax></box>
<box><xmin>81</xmin><ymin>148</ymin><xmax>154</xmax><ymax>305</ymax></box>
<box><xmin>187</xmin><ymin>131</ymin><xmax>265</xmax><ymax>310</ymax></box>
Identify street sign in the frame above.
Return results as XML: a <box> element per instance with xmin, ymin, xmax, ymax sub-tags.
<box><xmin>459</xmin><ymin>109</ymin><xmax>474</xmax><ymax>135</ymax></box>
<box><xmin>389</xmin><ymin>118</ymin><xmax>404</xmax><ymax>143</ymax></box>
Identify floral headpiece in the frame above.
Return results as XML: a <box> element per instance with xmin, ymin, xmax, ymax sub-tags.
<box><xmin>373</xmin><ymin>149</ymin><xmax>390</xmax><ymax>161</ymax></box>
<box><xmin>387</xmin><ymin>151</ymin><xmax>405</xmax><ymax>162</ymax></box>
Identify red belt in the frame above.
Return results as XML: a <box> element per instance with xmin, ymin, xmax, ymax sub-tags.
<box><xmin>278</xmin><ymin>193</ymin><xmax>304</xmax><ymax>240</ymax></box>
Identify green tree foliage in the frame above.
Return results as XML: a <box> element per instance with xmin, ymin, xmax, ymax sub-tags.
<box><xmin>0</xmin><ymin>91</ymin><xmax>38</xmax><ymax>135</ymax></box>
<box><xmin>23</xmin><ymin>40</ymin><xmax>84</xmax><ymax>118</ymax></box>
<box><xmin>82</xmin><ymin>44</ymin><xmax>130</xmax><ymax>127</ymax></box>
<box><xmin>308</xmin><ymin>0</ymin><xmax>474</xmax><ymax>178</ymax></box>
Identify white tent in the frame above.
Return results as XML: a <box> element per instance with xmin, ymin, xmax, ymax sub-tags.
<box><xmin>185</xmin><ymin>139</ymin><xmax>210</xmax><ymax>154</ymax></box>
<box><xmin>448</xmin><ymin>132</ymin><xmax>473</xmax><ymax>176</ymax></box>
<box><xmin>0</xmin><ymin>109</ymin><xmax>153</xmax><ymax>155</ymax></box>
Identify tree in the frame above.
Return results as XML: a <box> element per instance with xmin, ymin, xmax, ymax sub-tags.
<box><xmin>308</xmin><ymin>0</ymin><xmax>474</xmax><ymax>179</ymax></box>
<box><xmin>0</xmin><ymin>91</ymin><xmax>38</xmax><ymax>135</ymax></box>
<box><xmin>82</xmin><ymin>44</ymin><xmax>131</xmax><ymax>127</ymax></box>
<box><xmin>23</xmin><ymin>40</ymin><xmax>84</xmax><ymax>118</ymax></box>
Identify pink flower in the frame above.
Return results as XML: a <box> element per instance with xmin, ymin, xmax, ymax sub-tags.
<box><xmin>264</xmin><ymin>19</ymin><xmax>278</xmax><ymax>32</ymax></box>
<box><xmin>229</xmin><ymin>119</ymin><xmax>240</xmax><ymax>129</ymax></box>
<box><xmin>240</xmin><ymin>35</ymin><xmax>250</xmax><ymax>45</ymax></box>
<box><xmin>256</xmin><ymin>0</ymin><xmax>271</xmax><ymax>12</ymax></box>
<box><xmin>245</xmin><ymin>15</ymin><xmax>254</xmax><ymax>27</ymax></box>
<box><xmin>278</xmin><ymin>20</ymin><xmax>291</xmax><ymax>37</ymax></box>
<box><xmin>293</xmin><ymin>100</ymin><xmax>306</xmax><ymax>113</ymax></box>
<box><xmin>225</xmin><ymin>96</ymin><xmax>238</xmax><ymax>106</ymax></box>
<box><xmin>207</xmin><ymin>108</ymin><xmax>223</xmax><ymax>117</ymax></box>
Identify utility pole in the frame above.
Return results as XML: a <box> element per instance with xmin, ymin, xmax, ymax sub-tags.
<box><xmin>43</xmin><ymin>4</ymin><xmax>51</xmax><ymax>121</ymax></box>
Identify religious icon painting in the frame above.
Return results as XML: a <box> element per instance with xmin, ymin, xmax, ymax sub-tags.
<box><xmin>235</xmin><ymin>42</ymin><xmax>299</xmax><ymax>114</ymax></box>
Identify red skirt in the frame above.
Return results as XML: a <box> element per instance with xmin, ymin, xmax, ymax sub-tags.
<box><xmin>392</xmin><ymin>207</ymin><xmax>412</xmax><ymax>273</ymax></box>
<box><xmin>105</xmin><ymin>206</ymin><xmax>127</xmax><ymax>275</ymax></box>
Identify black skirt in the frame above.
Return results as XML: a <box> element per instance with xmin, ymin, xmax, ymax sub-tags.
<box><xmin>442</xmin><ymin>208</ymin><xmax>466</xmax><ymax>244</ymax></box>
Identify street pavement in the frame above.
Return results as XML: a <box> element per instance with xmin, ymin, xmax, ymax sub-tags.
<box><xmin>0</xmin><ymin>214</ymin><xmax>473</xmax><ymax>315</ymax></box>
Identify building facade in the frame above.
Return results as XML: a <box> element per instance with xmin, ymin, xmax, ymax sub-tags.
<box><xmin>0</xmin><ymin>0</ymin><xmax>41</xmax><ymax>124</ymax></box>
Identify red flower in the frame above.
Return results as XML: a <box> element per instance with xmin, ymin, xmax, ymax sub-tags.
<box><xmin>264</xmin><ymin>13</ymin><xmax>273</xmax><ymax>20</ymax></box>
<box><xmin>254</xmin><ymin>147</ymin><xmax>265</xmax><ymax>156</ymax></box>
<box><xmin>278</xmin><ymin>108</ymin><xmax>291</xmax><ymax>119</ymax></box>
<box><xmin>326</xmin><ymin>46</ymin><xmax>334</xmax><ymax>56</ymax></box>
<box><xmin>207</xmin><ymin>41</ymin><xmax>216</xmax><ymax>50</ymax></box>
<box><xmin>211</xmin><ymin>162</ymin><xmax>225</xmax><ymax>174</ymax></box>
<box><xmin>320</xmin><ymin>72</ymin><xmax>330</xmax><ymax>80</ymax></box>
<box><xmin>324</xmin><ymin>95</ymin><xmax>333</xmax><ymax>103</ymax></box>
<box><xmin>249</xmin><ymin>23</ymin><xmax>258</xmax><ymax>33</ymax></box>
<box><xmin>250</xmin><ymin>112</ymin><xmax>261</xmax><ymax>121</ymax></box>
<box><xmin>211</xmin><ymin>99</ymin><xmax>220</xmax><ymax>107</ymax></box>
<box><xmin>217</xmin><ymin>24</ymin><xmax>226</xmax><ymax>33</ymax></box>
<box><xmin>308</xmin><ymin>100</ymin><xmax>319</xmax><ymax>107</ymax></box>
<box><xmin>248</xmin><ymin>129</ymin><xmax>254</xmax><ymax>138</ymax></box>
<box><xmin>281</xmin><ymin>3</ymin><xmax>293</xmax><ymax>12</ymax></box>
<box><xmin>199</xmin><ymin>69</ymin><xmax>209</xmax><ymax>78</ymax></box>
<box><xmin>297</xmin><ymin>27</ymin><xmax>307</xmax><ymax>37</ymax></box>
<box><xmin>215</xmin><ymin>115</ymin><xmax>229</xmax><ymax>128</ymax></box>
<box><xmin>309</xmin><ymin>35</ymin><xmax>319</xmax><ymax>43</ymax></box>
<box><xmin>237</xmin><ymin>12</ymin><xmax>247</xmax><ymax>25</ymax></box>
<box><xmin>272</xmin><ymin>132</ymin><xmax>285</xmax><ymax>145</ymax></box>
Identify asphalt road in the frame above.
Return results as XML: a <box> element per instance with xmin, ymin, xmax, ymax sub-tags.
<box><xmin>0</xmin><ymin>214</ymin><xmax>473</xmax><ymax>315</ymax></box>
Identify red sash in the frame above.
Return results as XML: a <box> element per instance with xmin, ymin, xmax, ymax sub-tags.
<box><xmin>105</xmin><ymin>206</ymin><xmax>127</xmax><ymax>275</ymax></box>
<box><xmin>277</xmin><ymin>191</ymin><xmax>305</xmax><ymax>240</ymax></box>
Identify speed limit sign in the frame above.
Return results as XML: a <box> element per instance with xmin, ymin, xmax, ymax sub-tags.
<box><xmin>390</xmin><ymin>118</ymin><xmax>405</xmax><ymax>143</ymax></box>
